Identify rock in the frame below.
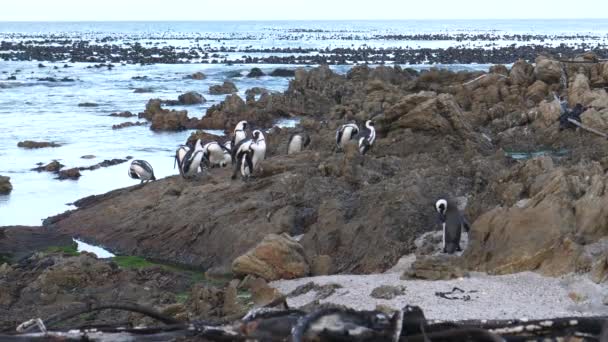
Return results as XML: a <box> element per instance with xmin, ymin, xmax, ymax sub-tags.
<box><xmin>0</xmin><ymin>176</ymin><xmax>12</xmax><ymax>194</ymax></box>
<box><xmin>247</xmin><ymin>277</ymin><xmax>284</xmax><ymax>307</ymax></box>
<box><xmin>247</xmin><ymin>68</ymin><xmax>265</xmax><ymax>78</ymax></box>
<box><xmin>590</xmin><ymin>255</ymin><xmax>608</xmax><ymax>283</ymax></box>
<box><xmin>569</xmin><ymin>73</ymin><xmax>591</xmax><ymax>106</ymax></box>
<box><xmin>370</xmin><ymin>285</ymin><xmax>406</xmax><ymax>300</ymax></box>
<box><xmin>534</xmin><ymin>99</ymin><xmax>561</xmax><ymax>128</ymax></box>
<box><xmin>139</xmin><ymin>99</ymin><xmax>193</xmax><ymax>131</ymax></box>
<box><xmin>509</xmin><ymin>59</ymin><xmax>534</xmax><ymax>86</ymax></box>
<box><xmin>270</xmin><ymin>68</ymin><xmax>296</xmax><ymax>77</ymax></box>
<box><xmin>489</xmin><ymin>64</ymin><xmax>509</xmax><ymax>76</ymax></box>
<box><xmin>6</xmin><ymin>76</ymin><xmax>16</xmax><ymax>80</ymax></box>
<box><xmin>232</xmin><ymin>233</ymin><xmax>310</xmax><ymax>281</ymax></box>
<box><xmin>526</xmin><ymin>80</ymin><xmax>549</xmax><ymax>103</ymax></box>
<box><xmin>245</xmin><ymin>87</ymin><xmax>270</xmax><ymax>101</ymax></box>
<box><xmin>311</xmin><ymin>255</ymin><xmax>332</xmax><ymax>276</ymax></box>
<box><xmin>57</xmin><ymin>168</ymin><xmax>81</xmax><ymax>180</ymax></box>
<box><xmin>112</xmin><ymin>121</ymin><xmax>148</xmax><ymax>129</ymax></box>
<box><xmin>17</xmin><ymin>140</ymin><xmax>61</xmax><ymax>149</ymax></box>
<box><xmin>402</xmin><ymin>255</ymin><xmax>467</xmax><ymax>280</ymax></box>
<box><xmin>178</xmin><ymin>91</ymin><xmax>206</xmax><ymax>105</ymax></box>
<box><xmin>109</xmin><ymin>111</ymin><xmax>135</xmax><ymax>117</ymax></box>
<box><xmin>0</xmin><ymin>227</ymin><xmax>72</xmax><ymax>263</ymax></box>
<box><xmin>209</xmin><ymin>81</ymin><xmax>238</xmax><ymax>95</ymax></box>
<box><xmin>189</xmin><ymin>72</ymin><xmax>206</xmax><ymax>80</ymax></box>
<box><xmin>80</xmin><ymin>155</ymin><xmax>96</xmax><ymax>159</ymax></box>
<box><xmin>534</xmin><ymin>56</ymin><xmax>564</xmax><ymax>85</ymax></box>
<box><xmin>133</xmin><ymin>88</ymin><xmax>154</xmax><ymax>93</ymax></box>
<box><xmin>287</xmin><ymin>282</ymin><xmax>342</xmax><ymax>300</ymax></box>
<box><xmin>198</xmin><ymin>94</ymin><xmax>248</xmax><ymax>129</ymax></box>
<box><xmin>78</xmin><ymin>102</ymin><xmax>99</xmax><ymax>107</ymax></box>
<box><xmin>222</xmin><ymin>280</ymin><xmax>242</xmax><ymax>316</ymax></box>
<box><xmin>33</xmin><ymin>160</ymin><xmax>64</xmax><ymax>172</ymax></box>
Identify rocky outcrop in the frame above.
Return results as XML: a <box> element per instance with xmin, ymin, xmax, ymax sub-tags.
<box><xmin>209</xmin><ymin>81</ymin><xmax>238</xmax><ymax>95</ymax></box>
<box><xmin>57</xmin><ymin>168</ymin><xmax>81</xmax><ymax>180</ymax></box>
<box><xmin>232</xmin><ymin>233</ymin><xmax>310</xmax><ymax>281</ymax></box>
<box><xmin>178</xmin><ymin>91</ymin><xmax>205</xmax><ymax>105</ymax></box>
<box><xmin>247</xmin><ymin>67</ymin><xmax>266</xmax><ymax>77</ymax></box>
<box><xmin>112</xmin><ymin>121</ymin><xmax>148</xmax><ymax>129</ymax></box>
<box><xmin>534</xmin><ymin>56</ymin><xmax>564</xmax><ymax>85</ymax></box>
<box><xmin>139</xmin><ymin>99</ymin><xmax>195</xmax><ymax>131</ymax></box>
<box><xmin>109</xmin><ymin>111</ymin><xmax>135</xmax><ymax>117</ymax></box>
<box><xmin>509</xmin><ymin>59</ymin><xmax>534</xmax><ymax>87</ymax></box>
<box><xmin>188</xmin><ymin>71</ymin><xmax>206</xmax><ymax>80</ymax></box>
<box><xmin>0</xmin><ymin>226</ymin><xmax>72</xmax><ymax>263</ymax></box>
<box><xmin>17</xmin><ymin>140</ymin><xmax>61</xmax><ymax>149</ymax></box>
<box><xmin>270</xmin><ymin>68</ymin><xmax>296</xmax><ymax>77</ymax></box>
<box><xmin>0</xmin><ymin>176</ymin><xmax>12</xmax><ymax>194</ymax></box>
<box><xmin>32</xmin><ymin>160</ymin><xmax>64</xmax><ymax>172</ymax></box>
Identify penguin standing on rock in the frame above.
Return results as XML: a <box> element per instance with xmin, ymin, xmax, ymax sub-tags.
<box><xmin>435</xmin><ymin>198</ymin><xmax>471</xmax><ymax>254</ymax></box>
<box><xmin>221</xmin><ymin>140</ymin><xmax>232</xmax><ymax>166</ymax></box>
<box><xmin>287</xmin><ymin>132</ymin><xmax>311</xmax><ymax>154</ymax></box>
<box><xmin>128</xmin><ymin>160</ymin><xmax>155</xmax><ymax>184</ymax></box>
<box><xmin>179</xmin><ymin>139</ymin><xmax>206</xmax><ymax>179</ymax></box>
<box><xmin>202</xmin><ymin>141</ymin><xmax>230</xmax><ymax>167</ymax></box>
<box><xmin>230</xmin><ymin>121</ymin><xmax>249</xmax><ymax>164</ymax></box>
<box><xmin>174</xmin><ymin>144</ymin><xmax>190</xmax><ymax>176</ymax></box>
<box><xmin>335</xmin><ymin>122</ymin><xmax>359</xmax><ymax>151</ymax></box>
<box><xmin>232</xmin><ymin>130</ymin><xmax>266</xmax><ymax>180</ymax></box>
<box><xmin>358</xmin><ymin>120</ymin><xmax>376</xmax><ymax>155</ymax></box>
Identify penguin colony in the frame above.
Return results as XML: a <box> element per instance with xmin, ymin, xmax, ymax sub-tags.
<box><xmin>129</xmin><ymin>118</ymin><xmax>469</xmax><ymax>254</ymax></box>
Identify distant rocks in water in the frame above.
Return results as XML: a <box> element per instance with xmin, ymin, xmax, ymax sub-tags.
<box><xmin>78</xmin><ymin>158</ymin><xmax>127</xmax><ymax>171</ymax></box>
<box><xmin>37</xmin><ymin>77</ymin><xmax>75</xmax><ymax>82</ymax></box>
<box><xmin>245</xmin><ymin>87</ymin><xmax>270</xmax><ymax>101</ymax></box>
<box><xmin>131</xmin><ymin>75</ymin><xmax>148</xmax><ymax>80</ymax></box>
<box><xmin>139</xmin><ymin>99</ymin><xmax>204</xmax><ymax>131</ymax></box>
<box><xmin>178</xmin><ymin>91</ymin><xmax>205</xmax><ymax>105</ymax></box>
<box><xmin>6</xmin><ymin>76</ymin><xmax>16</xmax><ymax>80</ymax></box>
<box><xmin>80</xmin><ymin>155</ymin><xmax>96</xmax><ymax>159</ymax></box>
<box><xmin>112</xmin><ymin>121</ymin><xmax>148</xmax><ymax>130</ymax></box>
<box><xmin>247</xmin><ymin>67</ymin><xmax>265</xmax><ymax>78</ymax></box>
<box><xmin>209</xmin><ymin>81</ymin><xmax>238</xmax><ymax>95</ymax></box>
<box><xmin>187</xmin><ymin>71</ymin><xmax>206</xmax><ymax>80</ymax></box>
<box><xmin>270</xmin><ymin>68</ymin><xmax>296</xmax><ymax>77</ymax></box>
<box><xmin>57</xmin><ymin>168</ymin><xmax>81</xmax><ymax>180</ymax></box>
<box><xmin>0</xmin><ymin>175</ymin><xmax>13</xmax><ymax>194</ymax></box>
<box><xmin>33</xmin><ymin>160</ymin><xmax>64</xmax><ymax>172</ymax></box>
<box><xmin>78</xmin><ymin>102</ymin><xmax>99</xmax><ymax>107</ymax></box>
<box><xmin>133</xmin><ymin>87</ymin><xmax>154</xmax><ymax>93</ymax></box>
<box><xmin>17</xmin><ymin>140</ymin><xmax>61</xmax><ymax>149</ymax></box>
<box><xmin>37</xmin><ymin>63</ymin><xmax>45</xmax><ymax>68</ymax></box>
<box><xmin>232</xmin><ymin>233</ymin><xmax>310</xmax><ymax>281</ymax></box>
<box><xmin>87</xmin><ymin>63</ymin><xmax>115</xmax><ymax>69</ymax></box>
<box><xmin>108</xmin><ymin>111</ymin><xmax>135</xmax><ymax>117</ymax></box>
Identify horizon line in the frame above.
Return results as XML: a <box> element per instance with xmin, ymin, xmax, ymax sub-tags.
<box><xmin>1</xmin><ymin>18</ymin><xmax>607</xmax><ymax>23</ymax></box>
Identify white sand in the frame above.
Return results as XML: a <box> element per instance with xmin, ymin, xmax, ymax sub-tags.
<box><xmin>270</xmin><ymin>271</ymin><xmax>608</xmax><ymax>321</ymax></box>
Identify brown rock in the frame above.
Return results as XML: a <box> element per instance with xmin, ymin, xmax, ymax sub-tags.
<box><xmin>209</xmin><ymin>81</ymin><xmax>238</xmax><ymax>95</ymax></box>
<box><xmin>222</xmin><ymin>280</ymin><xmax>243</xmax><ymax>316</ymax></box>
<box><xmin>17</xmin><ymin>140</ymin><xmax>61</xmax><ymax>149</ymax></box>
<box><xmin>0</xmin><ymin>176</ymin><xmax>12</xmax><ymax>194</ymax></box>
<box><xmin>109</xmin><ymin>111</ymin><xmax>135</xmax><ymax>117</ymax></box>
<box><xmin>248</xmin><ymin>277</ymin><xmax>284</xmax><ymax>307</ymax></box>
<box><xmin>526</xmin><ymin>80</ymin><xmax>549</xmax><ymax>103</ymax></box>
<box><xmin>370</xmin><ymin>285</ymin><xmax>406</xmax><ymax>300</ymax></box>
<box><xmin>112</xmin><ymin>121</ymin><xmax>147</xmax><ymax>130</ymax></box>
<box><xmin>489</xmin><ymin>64</ymin><xmax>509</xmax><ymax>76</ymax></box>
<box><xmin>189</xmin><ymin>72</ymin><xmax>206</xmax><ymax>80</ymax></box>
<box><xmin>590</xmin><ymin>255</ymin><xmax>608</xmax><ymax>284</ymax></box>
<box><xmin>534</xmin><ymin>56</ymin><xmax>564</xmax><ymax>85</ymax></box>
<box><xmin>509</xmin><ymin>59</ymin><xmax>534</xmax><ymax>86</ymax></box>
<box><xmin>402</xmin><ymin>255</ymin><xmax>467</xmax><ymax>280</ymax></box>
<box><xmin>57</xmin><ymin>168</ymin><xmax>81</xmax><ymax>180</ymax></box>
<box><xmin>178</xmin><ymin>91</ymin><xmax>206</xmax><ymax>105</ymax></box>
<box><xmin>232</xmin><ymin>233</ymin><xmax>310</xmax><ymax>281</ymax></box>
<box><xmin>569</xmin><ymin>73</ymin><xmax>591</xmax><ymax>106</ymax></box>
<box><xmin>311</xmin><ymin>255</ymin><xmax>332</xmax><ymax>276</ymax></box>
<box><xmin>33</xmin><ymin>160</ymin><xmax>64</xmax><ymax>172</ymax></box>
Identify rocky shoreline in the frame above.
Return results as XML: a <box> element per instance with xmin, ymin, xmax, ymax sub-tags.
<box><xmin>3</xmin><ymin>53</ymin><xmax>608</xmax><ymax>336</ymax></box>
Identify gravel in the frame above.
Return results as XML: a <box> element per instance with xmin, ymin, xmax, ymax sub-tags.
<box><xmin>270</xmin><ymin>272</ymin><xmax>608</xmax><ymax>321</ymax></box>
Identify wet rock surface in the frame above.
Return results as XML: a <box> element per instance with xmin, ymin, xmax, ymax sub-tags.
<box><xmin>39</xmin><ymin>56</ymin><xmax>608</xmax><ymax>280</ymax></box>
<box><xmin>17</xmin><ymin>140</ymin><xmax>61</xmax><ymax>149</ymax></box>
<box><xmin>209</xmin><ymin>81</ymin><xmax>238</xmax><ymax>95</ymax></box>
<box><xmin>0</xmin><ymin>176</ymin><xmax>12</xmax><ymax>195</ymax></box>
<box><xmin>0</xmin><ymin>227</ymin><xmax>72</xmax><ymax>264</ymax></box>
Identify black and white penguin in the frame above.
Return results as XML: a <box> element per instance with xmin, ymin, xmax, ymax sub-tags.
<box><xmin>287</xmin><ymin>132</ymin><xmax>311</xmax><ymax>155</ymax></box>
<box><xmin>221</xmin><ymin>140</ymin><xmax>232</xmax><ymax>166</ymax></box>
<box><xmin>179</xmin><ymin>139</ymin><xmax>206</xmax><ymax>178</ymax></box>
<box><xmin>174</xmin><ymin>144</ymin><xmax>190</xmax><ymax>177</ymax></box>
<box><xmin>202</xmin><ymin>141</ymin><xmax>230</xmax><ymax>168</ymax></box>
<box><xmin>358</xmin><ymin>120</ymin><xmax>376</xmax><ymax>155</ymax></box>
<box><xmin>232</xmin><ymin>130</ymin><xmax>266</xmax><ymax>179</ymax></box>
<box><xmin>230</xmin><ymin>121</ymin><xmax>249</xmax><ymax>164</ymax></box>
<box><xmin>335</xmin><ymin>122</ymin><xmax>359</xmax><ymax>150</ymax></box>
<box><xmin>435</xmin><ymin>198</ymin><xmax>471</xmax><ymax>254</ymax></box>
<box><xmin>128</xmin><ymin>159</ymin><xmax>156</xmax><ymax>184</ymax></box>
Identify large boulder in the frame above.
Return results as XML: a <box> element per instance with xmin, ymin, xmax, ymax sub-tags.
<box><xmin>568</xmin><ymin>73</ymin><xmax>591</xmax><ymax>106</ymax></box>
<box><xmin>0</xmin><ymin>176</ymin><xmax>12</xmax><ymax>194</ymax></box>
<box><xmin>534</xmin><ymin>56</ymin><xmax>564</xmax><ymax>85</ymax></box>
<box><xmin>209</xmin><ymin>81</ymin><xmax>238</xmax><ymax>95</ymax></box>
<box><xmin>247</xmin><ymin>68</ymin><xmax>265</xmax><ymax>78</ymax></box>
<box><xmin>509</xmin><ymin>59</ymin><xmax>534</xmax><ymax>87</ymax></box>
<box><xmin>139</xmin><ymin>99</ymin><xmax>194</xmax><ymax>131</ymax></box>
<box><xmin>526</xmin><ymin>80</ymin><xmax>549</xmax><ymax>103</ymax></box>
<box><xmin>178</xmin><ymin>91</ymin><xmax>206</xmax><ymax>105</ymax></box>
<box><xmin>199</xmin><ymin>95</ymin><xmax>247</xmax><ymax>129</ymax></box>
<box><xmin>232</xmin><ymin>233</ymin><xmax>310</xmax><ymax>281</ymax></box>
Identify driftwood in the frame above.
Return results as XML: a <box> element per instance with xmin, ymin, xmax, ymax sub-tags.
<box><xmin>567</xmin><ymin>117</ymin><xmax>608</xmax><ymax>138</ymax></box>
<box><xmin>2</xmin><ymin>301</ymin><xmax>608</xmax><ymax>341</ymax></box>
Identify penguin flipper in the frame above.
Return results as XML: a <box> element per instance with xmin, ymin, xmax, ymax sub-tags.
<box><xmin>245</xmin><ymin>152</ymin><xmax>254</xmax><ymax>175</ymax></box>
<box><xmin>462</xmin><ymin>216</ymin><xmax>471</xmax><ymax>233</ymax></box>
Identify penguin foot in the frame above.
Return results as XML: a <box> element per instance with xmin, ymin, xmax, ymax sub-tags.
<box><xmin>456</xmin><ymin>245</ymin><xmax>463</xmax><ymax>252</ymax></box>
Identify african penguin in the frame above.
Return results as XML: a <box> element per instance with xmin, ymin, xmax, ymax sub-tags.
<box><xmin>435</xmin><ymin>198</ymin><xmax>471</xmax><ymax>254</ymax></box>
<box><xmin>358</xmin><ymin>120</ymin><xmax>376</xmax><ymax>155</ymax></box>
<box><xmin>179</xmin><ymin>139</ymin><xmax>206</xmax><ymax>178</ymax></box>
<box><xmin>232</xmin><ymin>130</ymin><xmax>266</xmax><ymax>180</ymax></box>
<box><xmin>335</xmin><ymin>122</ymin><xmax>359</xmax><ymax>150</ymax></box>
<box><xmin>230</xmin><ymin>121</ymin><xmax>249</xmax><ymax>164</ymax></box>
<box><xmin>287</xmin><ymin>132</ymin><xmax>311</xmax><ymax>155</ymax></box>
<box><xmin>128</xmin><ymin>159</ymin><xmax>156</xmax><ymax>184</ymax></box>
<box><xmin>174</xmin><ymin>144</ymin><xmax>190</xmax><ymax>177</ymax></box>
<box><xmin>202</xmin><ymin>141</ymin><xmax>229</xmax><ymax>168</ymax></box>
<box><xmin>221</xmin><ymin>140</ymin><xmax>232</xmax><ymax>166</ymax></box>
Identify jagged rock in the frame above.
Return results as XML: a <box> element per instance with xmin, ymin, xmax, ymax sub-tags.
<box><xmin>57</xmin><ymin>168</ymin><xmax>81</xmax><ymax>180</ymax></box>
<box><xmin>17</xmin><ymin>140</ymin><xmax>61</xmax><ymax>149</ymax></box>
<box><xmin>402</xmin><ymin>255</ymin><xmax>467</xmax><ymax>280</ymax></box>
<box><xmin>33</xmin><ymin>160</ymin><xmax>64</xmax><ymax>172</ymax></box>
<box><xmin>534</xmin><ymin>56</ymin><xmax>564</xmax><ymax>85</ymax></box>
<box><xmin>112</xmin><ymin>121</ymin><xmax>147</xmax><ymax>129</ymax></box>
<box><xmin>109</xmin><ymin>111</ymin><xmax>135</xmax><ymax>117</ymax></box>
<box><xmin>222</xmin><ymin>280</ymin><xmax>244</xmax><ymax>316</ymax></box>
<box><xmin>509</xmin><ymin>59</ymin><xmax>534</xmax><ymax>86</ymax></box>
<box><xmin>198</xmin><ymin>94</ymin><xmax>247</xmax><ymax>129</ymax></box>
<box><xmin>270</xmin><ymin>68</ymin><xmax>296</xmax><ymax>77</ymax></box>
<box><xmin>0</xmin><ymin>176</ymin><xmax>12</xmax><ymax>194</ymax></box>
<box><xmin>209</xmin><ymin>81</ymin><xmax>238</xmax><ymax>95</ymax></box>
<box><xmin>489</xmin><ymin>64</ymin><xmax>509</xmax><ymax>76</ymax></box>
<box><xmin>370</xmin><ymin>285</ymin><xmax>406</xmax><ymax>300</ymax></box>
<box><xmin>178</xmin><ymin>91</ymin><xmax>206</xmax><ymax>105</ymax></box>
<box><xmin>311</xmin><ymin>255</ymin><xmax>332</xmax><ymax>276</ymax></box>
<box><xmin>569</xmin><ymin>73</ymin><xmax>591</xmax><ymax>106</ymax></box>
<box><xmin>232</xmin><ymin>233</ymin><xmax>310</xmax><ymax>281</ymax></box>
<box><xmin>534</xmin><ymin>99</ymin><xmax>561</xmax><ymax>128</ymax></box>
<box><xmin>526</xmin><ymin>80</ymin><xmax>549</xmax><ymax>103</ymax></box>
<box><xmin>139</xmin><ymin>99</ymin><xmax>193</xmax><ymax>131</ymax></box>
<box><xmin>0</xmin><ymin>227</ymin><xmax>72</xmax><ymax>263</ymax></box>
<box><xmin>189</xmin><ymin>72</ymin><xmax>206</xmax><ymax>80</ymax></box>
<box><xmin>247</xmin><ymin>68</ymin><xmax>266</xmax><ymax>78</ymax></box>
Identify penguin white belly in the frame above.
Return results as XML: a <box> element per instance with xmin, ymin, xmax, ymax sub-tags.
<box><xmin>288</xmin><ymin>135</ymin><xmax>303</xmax><ymax>154</ymax></box>
<box><xmin>340</xmin><ymin>127</ymin><xmax>353</xmax><ymax>147</ymax></box>
<box><xmin>251</xmin><ymin>143</ymin><xmax>266</xmax><ymax>170</ymax></box>
<box><xmin>208</xmin><ymin>144</ymin><xmax>225</xmax><ymax>166</ymax></box>
<box><xmin>235</xmin><ymin>131</ymin><xmax>246</xmax><ymax>145</ymax></box>
<box><xmin>222</xmin><ymin>152</ymin><xmax>232</xmax><ymax>166</ymax></box>
<box><xmin>185</xmin><ymin>153</ymin><xmax>204</xmax><ymax>176</ymax></box>
<box><xmin>131</xmin><ymin>164</ymin><xmax>148</xmax><ymax>179</ymax></box>
<box><xmin>442</xmin><ymin>223</ymin><xmax>446</xmax><ymax>251</ymax></box>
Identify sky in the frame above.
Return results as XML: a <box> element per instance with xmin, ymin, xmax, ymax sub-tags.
<box><xmin>0</xmin><ymin>0</ymin><xmax>606</xmax><ymax>21</ymax></box>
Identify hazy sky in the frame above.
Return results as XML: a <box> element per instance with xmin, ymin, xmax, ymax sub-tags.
<box><xmin>0</xmin><ymin>0</ymin><xmax>606</xmax><ymax>21</ymax></box>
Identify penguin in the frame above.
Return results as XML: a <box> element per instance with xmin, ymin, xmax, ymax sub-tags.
<box><xmin>221</xmin><ymin>140</ymin><xmax>232</xmax><ymax>166</ymax></box>
<box><xmin>335</xmin><ymin>122</ymin><xmax>359</xmax><ymax>150</ymax></box>
<box><xmin>202</xmin><ymin>141</ymin><xmax>229</xmax><ymax>167</ymax></box>
<box><xmin>128</xmin><ymin>159</ymin><xmax>156</xmax><ymax>184</ymax></box>
<box><xmin>230</xmin><ymin>121</ymin><xmax>249</xmax><ymax>164</ymax></box>
<box><xmin>174</xmin><ymin>144</ymin><xmax>190</xmax><ymax>177</ymax></box>
<box><xmin>435</xmin><ymin>198</ymin><xmax>471</xmax><ymax>254</ymax></box>
<box><xmin>179</xmin><ymin>139</ymin><xmax>206</xmax><ymax>178</ymax></box>
<box><xmin>232</xmin><ymin>130</ymin><xmax>266</xmax><ymax>180</ymax></box>
<box><xmin>287</xmin><ymin>132</ymin><xmax>311</xmax><ymax>155</ymax></box>
<box><xmin>358</xmin><ymin>120</ymin><xmax>376</xmax><ymax>155</ymax></box>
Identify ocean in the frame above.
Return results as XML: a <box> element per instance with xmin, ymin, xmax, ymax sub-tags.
<box><xmin>1</xmin><ymin>19</ymin><xmax>607</xmax><ymax>226</ymax></box>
